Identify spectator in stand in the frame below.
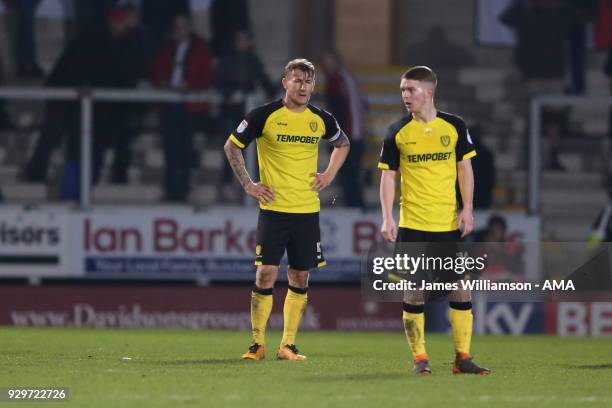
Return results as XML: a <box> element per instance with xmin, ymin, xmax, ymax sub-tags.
<box><xmin>501</xmin><ymin>0</ymin><xmax>568</xmax><ymax>85</ymax></box>
<box><xmin>595</xmin><ymin>0</ymin><xmax>612</xmax><ymax>146</ymax></box>
<box><xmin>62</xmin><ymin>0</ymin><xmax>117</xmax><ymax>44</ymax></box>
<box><xmin>562</xmin><ymin>0</ymin><xmax>597</xmax><ymax>95</ymax></box>
<box><xmin>321</xmin><ymin>50</ymin><xmax>368</xmax><ymax>208</ymax></box>
<box><xmin>24</xmin><ymin>6</ymin><xmax>148</xmax><ymax>195</ymax></box>
<box><xmin>0</xmin><ymin>43</ymin><xmax>11</xmax><ymax>130</ymax></box>
<box><xmin>108</xmin><ymin>4</ymin><xmax>150</xmax><ymax>184</ymax></box>
<box><xmin>472</xmin><ymin>215</ymin><xmax>508</xmax><ymax>243</ymax></box>
<box><xmin>6</xmin><ymin>0</ymin><xmax>44</xmax><ymax>77</ymax></box>
<box><xmin>588</xmin><ymin>172</ymin><xmax>612</xmax><ymax>247</ymax></box>
<box><xmin>215</xmin><ymin>30</ymin><xmax>277</xmax><ymax>199</ymax></box>
<box><xmin>471</xmin><ymin>215</ymin><xmax>524</xmax><ymax>281</ymax></box>
<box><xmin>24</xmin><ymin>6</ymin><xmax>85</xmax><ymax>183</ymax></box>
<box><xmin>608</xmin><ymin>55</ymin><xmax>612</xmax><ymax>149</ymax></box>
<box><xmin>151</xmin><ymin>14</ymin><xmax>214</xmax><ymax>202</ymax></box>
<box><xmin>67</xmin><ymin>6</ymin><xmax>148</xmax><ymax>195</ymax></box>
<box><xmin>595</xmin><ymin>0</ymin><xmax>612</xmax><ymax>81</ymax></box>
<box><xmin>210</xmin><ymin>0</ymin><xmax>251</xmax><ymax>57</ymax></box>
<box><xmin>469</xmin><ymin>125</ymin><xmax>496</xmax><ymax>209</ymax></box>
<box><xmin>500</xmin><ymin>0</ymin><xmax>570</xmax><ymax>171</ymax></box>
<box><xmin>141</xmin><ymin>0</ymin><xmax>190</xmax><ymax>54</ymax></box>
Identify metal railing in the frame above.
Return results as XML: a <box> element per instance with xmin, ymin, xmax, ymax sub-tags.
<box><xmin>0</xmin><ymin>87</ymin><xmax>259</xmax><ymax>207</ymax></box>
<box><xmin>529</xmin><ymin>95</ymin><xmax>612</xmax><ymax>214</ymax></box>
<box><xmin>8</xmin><ymin>87</ymin><xmax>600</xmax><ymax>214</ymax></box>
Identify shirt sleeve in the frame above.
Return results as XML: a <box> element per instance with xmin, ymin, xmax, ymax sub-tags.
<box><xmin>455</xmin><ymin>119</ymin><xmax>477</xmax><ymax>161</ymax></box>
<box><xmin>320</xmin><ymin>109</ymin><xmax>343</xmax><ymax>142</ymax></box>
<box><xmin>229</xmin><ymin>107</ymin><xmax>267</xmax><ymax>149</ymax></box>
<box><xmin>378</xmin><ymin>126</ymin><xmax>400</xmax><ymax>171</ymax></box>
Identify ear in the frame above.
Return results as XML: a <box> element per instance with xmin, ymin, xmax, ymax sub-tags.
<box><xmin>281</xmin><ymin>77</ymin><xmax>288</xmax><ymax>90</ymax></box>
<box><xmin>427</xmin><ymin>84</ymin><xmax>435</xmax><ymax>98</ymax></box>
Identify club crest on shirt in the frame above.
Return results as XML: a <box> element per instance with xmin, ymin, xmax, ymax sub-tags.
<box><xmin>309</xmin><ymin>121</ymin><xmax>318</xmax><ymax>132</ymax></box>
<box><xmin>237</xmin><ymin>120</ymin><xmax>248</xmax><ymax>133</ymax></box>
<box><xmin>440</xmin><ymin>135</ymin><xmax>450</xmax><ymax>147</ymax></box>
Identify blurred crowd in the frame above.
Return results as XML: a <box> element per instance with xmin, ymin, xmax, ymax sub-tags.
<box><xmin>500</xmin><ymin>0</ymin><xmax>612</xmax><ymax>171</ymax></box>
<box><xmin>0</xmin><ymin>0</ymin><xmax>611</xmax><ymax>214</ymax></box>
<box><xmin>1</xmin><ymin>0</ymin><xmax>279</xmax><ymax>203</ymax></box>
<box><xmin>0</xmin><ymin>0</ymin><xmax>377</xmax><ymax>206</ymax></box>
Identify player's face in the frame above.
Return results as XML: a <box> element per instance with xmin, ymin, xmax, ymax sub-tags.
<box><xmin>282</xmin><ymin>69</ymin><xmax>315</xmax><ymax>108</ymax></box>
<box><xmin>400</xmin><ymin>78</ymin><xmax>433</xmax><ymax>114</ymax></box>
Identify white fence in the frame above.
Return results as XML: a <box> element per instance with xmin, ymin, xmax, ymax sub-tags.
<box><xmin>0</xmin><ymin>86</ymin><xmax>260</xmax><ymax>206</ymax></box>
<box><xmin>529</xmin><ymin>95</ymin><xmax>612</xmax><ymax>214</ymax></box>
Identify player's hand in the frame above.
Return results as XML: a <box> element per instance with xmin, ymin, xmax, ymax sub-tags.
<box><xmin>309</xmin><ymin>172</ymin><xmax>334</xmax><ymax>192</ymax></box>
<box><xmin>458</xmin><ymin>209</ymin><xmax>474</xmax><ymax>238</ymax></box>
<box><xmin>381</xmin><ymin>218</ymin><xmax>397</xmax><ymax>242</ymax></box>
<box><xmin>245</xmin><ymin>182</ymin><xmax>275</xmax><ymax>204</ymax></box>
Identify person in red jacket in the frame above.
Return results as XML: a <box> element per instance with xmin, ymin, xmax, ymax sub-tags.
<box><xmin>151</xmin><ymin>14</ymin><xmax>213</xmax><ymax>202</ymax></box>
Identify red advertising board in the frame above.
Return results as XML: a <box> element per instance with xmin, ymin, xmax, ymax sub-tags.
<box><xmin>0</xmin><ymin>286</ymin><xmax>402</xmax><ymax>331</ymax></box>
<box><xmin>545</xmin><ymin>302</ymin><xmax>612</xmax><ymax>336</ymax></box>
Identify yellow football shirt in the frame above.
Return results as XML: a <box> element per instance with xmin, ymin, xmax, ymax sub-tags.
<box><xmin>230</xmin><ymin>99</ymin><xmax>343</xmax><ymax>213</ymax></box>
<box><xmin>378</xmin><ymin>111</ymin><xmax>477</xmax><ymax>232</ymax></box>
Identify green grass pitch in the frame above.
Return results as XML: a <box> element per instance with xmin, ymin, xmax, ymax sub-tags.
<box><xmin>1</xmin><ymin>328</ymin><xmax>611</xmax><ymax>407</ymax></box>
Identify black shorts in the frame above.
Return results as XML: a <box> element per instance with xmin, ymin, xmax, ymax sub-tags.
<box><xmin>396</xmin><ymin>228</ymin><xmax>461</xmax><ymax>243</ymax></box>
<box><xmin>395</xmin><ymin>227</ymin><xmax>463</xmax><ymax>285</ymax></box>
<box><xmin>255</xmin><ymin>210</ymin><xmax>325</xmax><ymax>270</ymax></box>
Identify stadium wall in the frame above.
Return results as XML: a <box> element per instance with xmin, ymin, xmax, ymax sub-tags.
<box><xmin>0</xmin><ymin>206</ymin><xmax>539</xmax><ymax>281</ymax></box>
<box><xmin>1</xmin><ymin>286</ymin><xmax>610</xmax><ymax>336</ymax></box>
<box><xmin>5</xmin><ymin>206</ymin><xmax>603</xmax><ymax>336</ymax></box>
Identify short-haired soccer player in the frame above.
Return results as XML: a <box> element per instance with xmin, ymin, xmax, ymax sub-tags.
<box><xmin>378</xmin><ymin>66</ymin><xmax>490</xmax><ymax>375</ymax></box>
<box><xmin>224</xmin><ymin>59</ymin><xmax>350</xmax><ymax>361</ymax></box>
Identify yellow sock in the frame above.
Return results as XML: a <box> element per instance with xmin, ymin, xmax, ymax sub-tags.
<box><xmin>402</xmin><ymin>309</ymin><xmax>426</xmax><ymax>358</ymax></box>
<box><xmin>250</xmin><ymin>288</ymin><xmax>273</xmax><ymax>345</ymax></box>
<box><xmin>280</xmin><ymin>286</ymin><xmax>308</xmax><ymax>346</ymax></box>
<box><xmin>449</xmin><ymin>303</ymin><xmax>473</xmax><ymax>355</ymax></box>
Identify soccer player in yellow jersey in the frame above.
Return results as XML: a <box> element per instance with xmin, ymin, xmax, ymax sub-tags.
<box><xmin>378</xmin><ymin>66</ymin><xmax>490</xmax><ymax>375</ymax></box>
<box><xmin>224</xmin><ymin>59</ymin><xmax>350</xmax><ymax>361</ymax></box>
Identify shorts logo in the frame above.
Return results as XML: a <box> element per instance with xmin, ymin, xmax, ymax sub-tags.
<box><xmin>316</xmin><ymin>242</ymin><xmax>322</xmax><ymax>259</ymax></box>
<box><xmin>309</xmin><ymin>121</ymin><xmax>318</xmax><ymax>132</ymax></box>
<box><xmin>440</xmin><ymin>135</ymin><xmax>450</xmax><ymax>147</ymax></box>
<box><xmin>255</xmin><ymin>244</ymin><xmax>262</xmax><ymax>256</ymax></box>
<box><xmin>237</xmin><ymin>120</ymin><xmax>248</xmax><ymax>133</ymax></box>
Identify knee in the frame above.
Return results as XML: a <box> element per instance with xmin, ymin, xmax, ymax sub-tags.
<box><xmin>449</xmin><ymin>288</ymin><xmax>471</xmax><ymax>303</ymax></box>
<box><xmin>287</xmin><ymin>269</ymin><xmax>309</xmax><ymax>288</ymax></box>
<box><xmin>256</xmin><ymin>265</ymin><xmax>278</xmax><ymax>288</ymax></box>
<box><xmin>403</xmin><ymin>289</ymin><xmax>425</xmax><ymax>305</ymax></box>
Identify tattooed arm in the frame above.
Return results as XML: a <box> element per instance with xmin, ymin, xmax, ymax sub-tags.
<box><xmin>224</xmin><ymin>138</ymin><xmax>275</xmax><ymax>203</ymax></box>
<box><xmin>310</xmin><ymin>132</ymin><xmax>350</xmax><ymax>192</ymax></box>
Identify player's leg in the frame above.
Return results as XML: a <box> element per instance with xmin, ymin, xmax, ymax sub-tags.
<box><xmin>448</xmin><ymin>288</ymin><xmax>472</xmax><ymax>358</ymax></box>
<box><xmin>278</xmin><ymin>212</ymin><xmax>322</xmax><ymax>361</ymax></box>
<box><xmin>276</xmin><ymin>268</ymin><xmax>309</xmax><ymax>360</ymax></box>
<box><xmin>397</xmin><ymin>228</ymin><xmax>431</xmax><ymax>374</ymax></box>
<box><xmin>403</xmin><ymin>290</ymin><xmax>430</xmax><ymax>374</ymax></box>
<box><xmin>242</xmin><ymin>211</ymin><xmax>290</xmax><ymax>360</ymax></box>
<box><xmin>448</xmin><ymin>288</ymin><xmax>490</xmax><ymax>374</ymax></box>
<box><xmin>434</xmin><ymin>229</ymin><xmax>490</xmax><ymax>374</ymax></box>
<box><xmin>241</xmin><ymin>265</ymin><xmax>279</xmax><ymax>360</ymax></box>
